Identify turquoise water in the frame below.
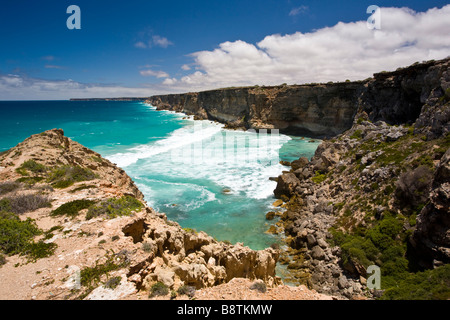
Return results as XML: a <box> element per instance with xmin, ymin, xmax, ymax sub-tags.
<box><xmin>0</xmin><ymin>101</ymin><xmax>320</xmax><ymax>250</ymax></box>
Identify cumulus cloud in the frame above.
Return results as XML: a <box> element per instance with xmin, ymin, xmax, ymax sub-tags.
<box><xmin>161</xmin><ymin>5</ymin><xmax>450</xmax><ymax>92</ymax></box>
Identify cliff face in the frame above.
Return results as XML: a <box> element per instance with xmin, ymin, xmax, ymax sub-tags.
<box><xmin>147</xmin><ymin>58</ymin><xmax>450</xmax><ymax>138</ymax></box>
<box><xmin>148</xmin><ymin>83</ymin><xmax>364</xmax><ymax>137</ymax></box>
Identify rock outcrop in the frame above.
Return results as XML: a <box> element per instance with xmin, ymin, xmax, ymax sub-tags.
<box><xmin>270</xmin><ymin>58</ymin><xmax>450</xmax><ymax>299</ymax></box>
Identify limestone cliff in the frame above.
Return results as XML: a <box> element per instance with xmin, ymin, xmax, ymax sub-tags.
<box><xmin>147</xmin><ymin>57</ymin><xmax>450</xmax><ymax>139</ymax></box>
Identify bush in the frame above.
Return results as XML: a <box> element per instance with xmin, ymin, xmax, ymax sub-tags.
<box><xmin>51</xmin><ymin>199</ymin><xmax>96</xmax><ymax>218</ymax></box>
<box><xmin>0</xmin><ymin>181</ymin><xmax>21</xmax><ymax>195</ymax></box>
<box><xmin>48</xmin><ymin>166</ymin><xmax>96</xmax><ymax>189</ymax></box>
<box><xmin>80</xmin><ymin>252</ymin><xmax>128</xmax><ymax>288</ymax></box>
<box><xmin>0</xmin><ymin>194</ymin><xmax>51</xmax><ymax>215</ymax></box>
<box><xmin>249</xmin><ymin>281</ymin><xmax>267</xmax><ymax>293</ymax></box>
<box><xmin>18</xmin><ymin>160</ymin><xmax>47</xmax><ymax>174</ymax></box>
<box><xmin>86</xmin><ymin>196</ymin><xmax>143</xmax><ymax>220</ymax></box>
<box><xmin>104</xmin><ymin>276</ymin><xmax>122</xmax><ymax>290</ymax></box>
<box><xmin>380</xmin><ymin>264</ymin><xmax>450</xmax><ymax>300</ymax></box>
<box><xmin>24</xmin><ymin>240</ymin><xmax>57</xmax><ymax>262</ymax></box>
<box><xmin>311</xmin><ymin>171</ymin><xmax>326</xmax><ymax>184</ymax></box>
<box><xmin>395</xmin><ymin>166</ymin><xmax>433</xmax><ymax>209</ymax></box>
<box><xmin>150</xmin><ymin>282</ymin><xmax>169</xmax><ymax>297</ymax></box>
<box><xmin>177</xmin><ymin>285</ymin><xmax>196</xmax><ymax>298</ymax></box>
<box><xmin>0</xmin><ymin>217</ymin><xmax>41</xmax><ymax>255</ymax></box>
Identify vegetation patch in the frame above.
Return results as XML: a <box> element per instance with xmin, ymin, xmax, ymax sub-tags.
<box><xmin>0</xmin><ymin>181</ymin><xmax>21</xmax><ymax>195</ymax></box>
<box><xmin>51</xmin><ymin>199</ymin><xmax>96</xmax><ymax>218</ymax></box>
<box><xmin>311</xmin><ymin>171</ymin><xmax>327</xmax><ymax>184</ymax></box>
<box><xmin>0</xmin><ymin>213</ymin><xmax>56</xmax><ymax>261</ymax></box>
<box><xmin>85</xmin><ymin>196</ymin><xmax>143</xmax><ymax>220</ymax></box>
<box><xmin>79</xmin><ymin>251</ymin><xmax>129</xmax><ymax>293</ymax></box>
<box><xmin>47</xmin><ymin>166</ymin><xmax>97</xmax><ymax>189</ymax></box>
<box><xmin>149</xmin><ymin>282</ymin><xmax>169</xmax><ymax>297</ymax></box>
<box><xmin>0</xmin><ymin>194</ymin><xmax>51</xmax><ymax>215</ymax></box>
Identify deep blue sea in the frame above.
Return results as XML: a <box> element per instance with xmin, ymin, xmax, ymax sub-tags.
<box><xmin>0</xmin><ymin>100</ymin><xmax>320</xmax><ymax>250</ymax></box>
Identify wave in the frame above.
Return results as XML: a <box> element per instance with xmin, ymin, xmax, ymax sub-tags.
<box><xmin>106</xmin><ymin>120</ymin><xmax>224</xmax><ymax>168</ymax></box>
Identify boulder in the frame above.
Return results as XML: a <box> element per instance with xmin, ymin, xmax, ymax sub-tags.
<box><xmin>273</xmin><ymin>173</ymin><xmax>300</xmax><ymax>199</ymax></box>
<box><xmin>291</xmin><ymin>157</ymin><xmax>310</xmax><ymax>171</ymax></box>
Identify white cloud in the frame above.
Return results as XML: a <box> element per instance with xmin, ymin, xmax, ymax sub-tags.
<box><xmin>135</xmin><ymin>35</ymin><xmax>173</xmax><ymax>49</ymax></box>
<box><xmin>160</xmin><ymin>5</ymin><xmax>450</xmax><ymax>92</ymax></box>
<box><xmin>152</xmin><ymin>35</ymin><xmax>173</xmax><ymax>48</ymax></box>
<box><xmin>289</xmin><ymin>5</ymin><xmax>308</xmax><ymax>16</ymax></box>
<box><xmin>139</xmin><ymin>69</ymin><xmax>170</xmax><ymax>78</ymax></box>
<box><xmin>181</xmin><ymin>64</ymin><xmax>191</xmax><ymax>71</ymax></box>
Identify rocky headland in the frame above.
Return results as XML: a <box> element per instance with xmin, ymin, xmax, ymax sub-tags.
<box><xmin>147</xmin><ymin>57</ymin><xmax>450</xmax><ymax>300</ymax></box>
<box><xmin>0</xmin><ymin>129</ymin><xmax>285</xmax><ymax>300</ymax></box>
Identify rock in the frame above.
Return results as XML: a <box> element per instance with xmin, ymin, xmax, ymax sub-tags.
<box><xmin>273</xmin><ymin>173</ymin><xmax>300</xmax><ymax>199</ymax></box>
<box><xmin>338</xmin><ymin>276</ymin><xmax>349</xmax><ymax>289</ymax></box>
<box><xmin>385</xmin><ymin>129</ymin><xmax>405</xmax><ymax>142</ymax></box>
<box><xmin>317</xmin><ymin>238</ymin><xmax>328</xmax><ymax>249</ymax></box>
<box><xmin>306</xmin><ymin>234</ymin><xmax>317</xmax><ymax>248</ymax></box>
<box><xmin>272</xmin><ymin>199</ymin><xmax>283</xmax><ymax>207</ymax></box>
<box><xmin>311</xmin><ymin>246</ymin><xmax>325</xmax><ymax>260</ymax></box>
<box><xmin>291</xmin><ymin>157</ymin><xmax>310</xmax><ymax>171</ymax></box>
<box><xmin>265</xmin><ymin>211</ymin><xmax>276</xmax><ymax>220</ymax></box>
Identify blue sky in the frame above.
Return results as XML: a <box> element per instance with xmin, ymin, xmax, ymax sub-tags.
<box><xmin>0</xmin><ymin>0</ymin><xmax>449</xmax><ymax>99</ymax></box>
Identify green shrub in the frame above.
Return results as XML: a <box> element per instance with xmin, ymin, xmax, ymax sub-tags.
<box><xmin>350</xmin><ymin>130</ymin><xmax>363</xmax><ymax>140</ymax></box>
<box><xmin>0</xmin><ymin>217</ymin><xmax>41</xmax><ymax>255</ymax></box>
<box><xmin>51</xmin><ymin>199</ymin><xmax>96</xmax><ymax>218</ymax></box>
<box><xmin>24</xmin><ymin>240</ymin><xmax>57</xmax><ymax>262</ymax></box>
<box><xmin>380</xmin><ymin>264</ymin><xmax>450</xmax><ymax>300</ymax></box>
<box><xmin>86</xmin><ymin>196</ymin><xmax>143</xmax><ymax>220</ymax></box>
<box><xmin>48</xmin><ymin>166</ymin><xmax>96</xmax><ymax>189</ymax></box>
<box><xmin>15</xmin><ymin>177</ymin><xmax>45</xmax><ymax>185</ymax></box>
<box><xmin>150</xmin><ymin>282</ymin><xmax>169</xmax><ymax>297</ymax></box>
<box><xmin>18</xmin><ymin>160</ymin><xmax>47</xmax><ymax>174</ymax></box>
<box><xmin>80</xmin><ymin>252</ymin><xmax>128</xmax><ymax>288</ymax></box>
<box><xmin>311</xmin><ymin>171</ymin><xmax>326</xmax><ymax>184</ymax></box>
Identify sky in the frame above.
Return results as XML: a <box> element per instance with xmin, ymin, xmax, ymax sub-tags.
<box><xmin>0</xmin><ymin>0</ymin><xmax>449</xmax><ymax>100</ymax></box>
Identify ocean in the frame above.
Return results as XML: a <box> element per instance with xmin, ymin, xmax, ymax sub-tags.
<box><xmin>0</xmin><ymin>100</ymin><xmax>320</xmax><ymax>250</ymax></box>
